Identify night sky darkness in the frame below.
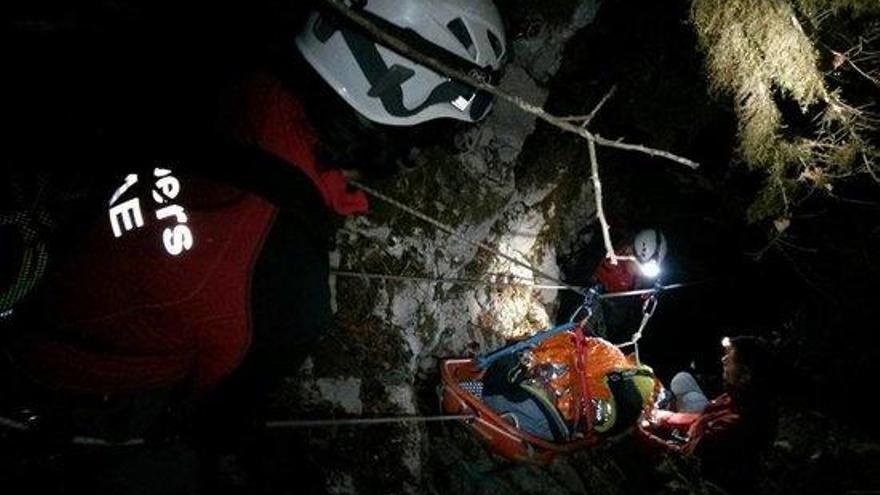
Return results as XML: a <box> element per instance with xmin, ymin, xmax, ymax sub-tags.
<box><xmin>4</xmin><ymin>0</ymin><xmax>880</xmax><ymax>492</ymax></box>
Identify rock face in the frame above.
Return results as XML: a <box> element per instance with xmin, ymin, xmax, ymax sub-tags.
<box><xmin>276</xmin><ymin>1</ymin><xmax>604</xmax><ymax>493</ymax></box>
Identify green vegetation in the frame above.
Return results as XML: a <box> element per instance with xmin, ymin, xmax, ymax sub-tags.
<box><xmin>691</xmin><ymin>0</ymin><xmax>879</xmax><ymax>222</ymax></box>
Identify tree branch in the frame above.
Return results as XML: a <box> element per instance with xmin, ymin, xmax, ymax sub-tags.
<box><xmin>583</xmin><ymin>85</ymin><xmax>618</xmax><ymax>128</ymax></box>
<box><xmin>865</xmin><ymin>154</ymin><xmax>880</xmax><ymax>185</ymax></box>
<box><xmin>560</xmin><ymin>85</ymin><xmax>618</xmax><ymax>126</ymax></box>
<box><xmin>588</xmin><ymin>139</ymin><xmax>618</xmax><ymax>263</ymax></box>
<box><xmin>591</xmin><ymin>134</ymin><xmax>699</xmax><ymax>168</ymax></box>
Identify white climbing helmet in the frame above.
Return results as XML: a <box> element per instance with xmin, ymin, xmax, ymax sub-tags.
<box><xmin>633</xmin><ymin>229</ymin><xmax>667</xmax><ymax>278</ymax></box>
<box><xmin>295</xmin><ymin>0</ymin><xmax>507</xmax><ymax>126</ymax></box>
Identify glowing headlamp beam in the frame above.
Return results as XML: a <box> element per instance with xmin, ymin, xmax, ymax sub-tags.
<box><xmin>638</xmin><ymin>260</ymin><xmax>662</xmax><ymax>278</ymax></box>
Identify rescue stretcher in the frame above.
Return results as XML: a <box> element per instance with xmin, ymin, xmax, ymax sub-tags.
<box><xmin>439</xmin><ymin>357</ymin><xmax>600</xmax><ymax>464</ymax></box>
<box><xmin>439</xmin><ymin>285</ymin><xmax>664</xmax><ymax>463</ymax></box>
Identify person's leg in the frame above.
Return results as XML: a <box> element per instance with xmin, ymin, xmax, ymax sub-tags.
<box><xmin>483</xmin><ymin>393</ymin><xmax>558</xmax><ymax>442</ymax></box>
<box><xmin>669</xmin><ymin>371</ymin><xmax>709</xmax><ymax>413</ymax></box>
<box><xmin>481</xmin><ymin>355</ymin><xmax>567</xmax><ymax>442</ymax></box>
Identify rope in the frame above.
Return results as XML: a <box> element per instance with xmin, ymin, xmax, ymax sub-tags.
<box><xmin>598</xmin><ymin>282</ymin><xmax>693</xmax><ymax>299</ymax></box>
<box><xmin>333</xmin><ymin>267</ymin><xmax>704</xmax><ymax>299</ymax></box>
<box><xmin>266</xmin><ymin>414</ymin><xmax>474</xmax><ymax>429</ymax></box>
<box><xmin>350</xmin><ymin>180</ymin><xmax>587</xmax><ymax>296</ymax></box>
<box><xmin>71</xmin><ymin>436</ymin><xmax>146</xmax><ymax>447</ymax></box>
<box><xmin>332</xmin><ymin>269</ymin><xmax>574</xmax><ymax>290</ymax></box>
<box><xmin>615</xmin><ymin>292</ymin><xmax>660</xmax><ymax>363</ymax></box>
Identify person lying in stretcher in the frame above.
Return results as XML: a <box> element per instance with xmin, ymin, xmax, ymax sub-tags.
<box><xmin>480</xmin><ymin>330</ymin><xmax>660</xmax><ymax>442</ymax></box>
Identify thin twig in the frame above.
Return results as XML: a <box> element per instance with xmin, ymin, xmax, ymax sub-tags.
<box><xmin>773</xmin><ymin>243</ymin><xmax>839</xmax><ymax>306</ymax></box>
<box><xmin>865</xmin><ymin>154</ymin><xmax>880</xmax><ymax>185</ymax></box>
<box><xmin>558</xmin><ymin>85</ymin><xmax>619</xmax><ymax>127</ymax></box>
<box><xmin>777</xmin><ymin>176</ymin><xmax>790</xmax><ymax>215</ymax></box>
<box><xmin>847</xmin><ymin>59</ymin><xmax>880</xmax><ymax>88</ymax></box>
<box><xmin>829</xmin><ymin>192</ymin><xmax>880</xmax><ymax>207</ymax></box>
<box><xmin>582</xmin><ymin>85</ymin><xmax>618</xmax><ymax>128</ymax></box>
<box><xmin>744</xmin><ymin>229</ymin><xmax>785</xmax><ymax>261</ymax></box>
<box><xmin>776</xmin><ymin>238</ymin><xmax>819</xmax><ymax>253</ymax></box>
<box><xmin>591</xmin><ymin>134</ymin><xmax>698</xmax><ymax>168</ymax></box>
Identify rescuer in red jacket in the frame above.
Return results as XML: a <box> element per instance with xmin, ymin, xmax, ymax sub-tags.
<box><xmin>594</xmin><ymin>228</ymin><xmax>668</xmax><ymax>293</ymax></box>
<box><xmin>1</xmin><ymin>1</ymin><xmax>507</xmax><ymax>493</ymax></box>
<box><xmin>639</xmin><ymin>335</ymin><xmax>778</xmax><ymax>493</ymax></box>
<box><xmin>585</xmin><ymin>228</ymin><xmax>668</xmax><ymax>339</ymax></box>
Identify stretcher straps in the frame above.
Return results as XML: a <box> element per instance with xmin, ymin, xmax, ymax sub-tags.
<box><xmin>572</xmin><ymin>321</ymin><xmax>593</xmax><ymax>435</ymax></box>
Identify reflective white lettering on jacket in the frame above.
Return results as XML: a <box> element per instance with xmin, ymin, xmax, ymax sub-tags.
<box><xmin>107</xmin><ymin>166</ymin><xmax>194</xmax><ymax>256</ymax></box>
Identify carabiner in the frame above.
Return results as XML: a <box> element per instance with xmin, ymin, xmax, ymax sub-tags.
<box><xmin>642</xmin><ymin>293</ymin><xmax>658</xmax><ymax>317</ymax></box>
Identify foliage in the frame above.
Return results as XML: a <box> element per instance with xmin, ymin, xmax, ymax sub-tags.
<box><xmin>691</xmin><ymin>0</ymin><xmax>879</xmax><ymax>223</ymax></box>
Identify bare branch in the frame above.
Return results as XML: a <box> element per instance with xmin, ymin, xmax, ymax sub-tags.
<box><xmin>773</xmin><ymin>243</ymin><xmax>839</xmax><ymax>306</ymax></box>
<box><xmin>588</xmin><ymin>139</ymin><xmax>618</xmax><ymax>263</ymax></box>
<box><xmin>582</xmin><ymin>85</ymin><xmax>618</xmax><ymax>128</ymax></box>
<box><xmin>865</xmin><ymin>154</ymin><xmax>880</xmax><ymax>185</ymax></box>
<box><xmin>838</xmin><ymin>29</ymin><xmax>880</xmax><ymax>88</ymax></box>
<box><xmin>776</xmin><ymin>238</ymin><xmax>818</xmax><ymax>254</ymax></box>
<box><xmin>592</xmin><ymin>135</ymin><xmax>700</xmax><ymax>168</ymax></box>
<box><xmin>744</xmin><ymin>229</ymin><xmax>785</xmax><ymax>261</ymax></box>
<box><xmin>847</xmin><ymin>59</ymin><xmax>880</xmax><ymax>88</ymax></box>
<box><xmin>777</xmin><ymin>176</ymin><xmax>790</xmax><ymax>215</ymax></box>
<box><xmin>560</xmin><ymin>85</ymin><xmax>618</xmax><ymax>126</ymax></box>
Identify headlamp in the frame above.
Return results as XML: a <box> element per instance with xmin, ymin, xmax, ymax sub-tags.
<box><xmin>721</xmin><ymin>336</ymin><xmax>732</xmax><ymax>349</ymax></box>
<box><xmin>638</xmin><ymin>259</ymin><xmax>661</xmax><ymax>278</ymax></box>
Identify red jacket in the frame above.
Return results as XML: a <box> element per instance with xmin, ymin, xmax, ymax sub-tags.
<box><xmin>15</xmin><ymin>73</ymin><xmax>366</xmax><ymax>394</ymax></box>
<box><xmin>594</xmin><ymin>257</ymin><xmax>638</xmax><ymax>294</ymax></box>
<box><xmin>640</xmin><ymin>392</ymin><xmax>776</xmax><ymax>492</ymax></box>
<box><xmin>644</xmin><ymin>393</ymin><xmax>742</xmax><ymax>456</ymax></box>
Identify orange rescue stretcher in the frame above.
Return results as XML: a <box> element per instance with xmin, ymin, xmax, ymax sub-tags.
<box><xmin>440</xmin><ymin>357</ymin><xmax>601</xmax><ymax>464</ymax></box>
<box><xmin>439</xmin><ymin>317</ymin><xmax>661</xmax><ymax>464</ymax></box>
